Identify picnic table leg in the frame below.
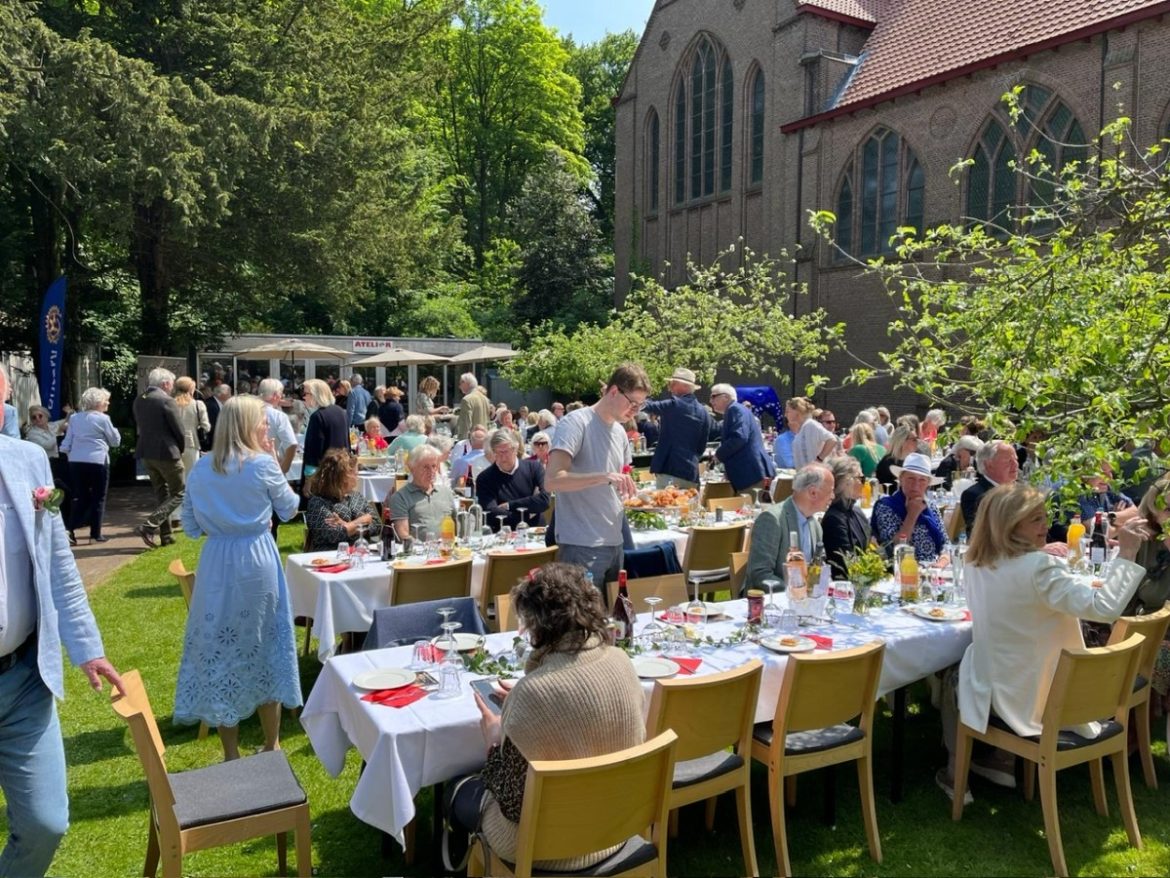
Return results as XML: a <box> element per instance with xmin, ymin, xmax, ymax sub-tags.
<box><xmin>890</xmin><ymin>686</ymin><xmax>906</xmax><ymax>803</ymax></box>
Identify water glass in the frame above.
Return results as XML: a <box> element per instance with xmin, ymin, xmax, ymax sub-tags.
<box><xmin>763</xmin><ymin>602</ymin><xmax>785</xmax><ymax>629</ymax></box>
<box><xmin>830</xmin><ymin>581</ymin><xmax>854</xmax><ymax>617</ymax></box>
<box><xmin>777</xmin><ymin>609</ymin><xmax>799</xmax><ymax>634</ymax></box>
<box><xmin>409</xmin><ymin>639</ymin><xmax>432</xmax><ymax>670</ymax></box>
<box><xmin>336</xmin><ymin>541</ymin><xmax>350</xmax><ymax>562</ymax></box>
<box><xmin>434</xmin><ymin>660</ymin><xmax>462</xmax><ymax>699</ymax></box>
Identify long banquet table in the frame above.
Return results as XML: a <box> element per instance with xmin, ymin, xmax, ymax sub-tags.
<box><xmin>300</xmin><ymin>593</ymin><xmax>972</xmax><ymax>847</ymax></box>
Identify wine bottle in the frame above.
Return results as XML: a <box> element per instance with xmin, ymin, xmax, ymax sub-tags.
<box><xmin>786</xmin><ymin>531</ymin><xmax>808</xmax><ymax>601</ymax></box>
<box><xmin>610</xmin><ymin>569</ymin><xmax>635</xmax><ymax>643</ymax></box>
<box><xmin>1089</xmin><ymin>511</ymin><xmax>1107</xmax><ymax>568</ymax></box>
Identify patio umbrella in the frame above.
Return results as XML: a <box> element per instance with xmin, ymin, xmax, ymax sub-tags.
<box><xmin>231</xmin><ymin>338</ymin><xmax>354</xmax><ymax>361</ymax></box>
<box><xmin>349</xmin><ymin>347</ymin><xmax>450</xmax><ymax>367</ymax></box>
<box><xmin>446</xmin><ymin>344</ymin><xmax>520</xmax><ymax>364</ymax></box>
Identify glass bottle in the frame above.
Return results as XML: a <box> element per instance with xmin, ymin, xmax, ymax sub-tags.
<box><xmin>610</xmin><ymin>569</ymin><xmax>635</xmax><ymax>644</ymax></box>
<box><xmin>896</xmin><ymin>543</ymin><xmax>919</xmax><ymax>603</ymax></box>
<box><xmin>785</xmin><ymin>531</ymin><xmax>808</xmax><ymax>602</ymax></box>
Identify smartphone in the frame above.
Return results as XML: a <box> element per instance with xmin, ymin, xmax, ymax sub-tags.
<box><xmin>470</xmin><ymin>678</ymin><xmax>505</xmax><ymax>714</ymax></box>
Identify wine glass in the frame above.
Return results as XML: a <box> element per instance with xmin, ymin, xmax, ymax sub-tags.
<box><xmin>499</xmin><ymin>525</ymin><xmax>513</xmax><ymax>549</ymax></box>
<box><xmin>353</xmin><ymin>524</ymin><xmax>369</xmax><ymax>570</ymax></box>
<box><xmin>515</xmin><ymin>507</ymin><xmax>529</xmax><ymax>548</ymax></box>
<box><xmin>684</xmin><ymin>577</ymin><xmax>706</xmax><ymax>637</ymax></box>
<box><xmin>752</xmin><ymin>487</ymin><xmax>763</xmax><ymax>513</ymax></box>
<box><xmin>642</xmin><ymin>596</ymin><xmax>664</xmax><ymax>641</ymax></box>
<box><xmin>335</xmin><ymin>541</ymin><xmax>350</xmax><ymax>563</ymax></box>
<box><xmin>495</xmin><ymin>514</ymin><xmax>509</xmax><ymax>542</ymax></box>
<box><xmin>761</xmin><ymin>578</ymin><xmax>782</xmax><ymax>628</ymax></box>
<box><xmin>410</xmin><ymin>524</ymin><xmax>425</xmax><ymax>557</ymax></box>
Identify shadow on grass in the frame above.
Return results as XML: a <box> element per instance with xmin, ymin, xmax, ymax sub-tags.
<box><xmin>63</xmin><ymin>726</ymin><xmax>132</xmax><ymax>766</ymax></box>
<box><xmin>70</xmin><ymin>779</ymin><xmax>151</xmax><ymax>822</ymax></box>
<box><xmin>124</xmin><ymin>584</ymin><xmax>182</xmax><ymax>599</ymax></box>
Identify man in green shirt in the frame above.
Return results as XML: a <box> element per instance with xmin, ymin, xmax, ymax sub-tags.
<box><xmin>389</xmin><ymin>444</ymin><xmax>457</xmax><ymax>542</ymax></box>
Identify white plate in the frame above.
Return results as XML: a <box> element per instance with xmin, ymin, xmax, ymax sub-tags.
<box><xmin>431</xmin><ymin>633</ymin><xmax>486</xmax><ymax>652</ymax></box>
<box><xmin>911</xmin><ymin>605</ymin><xmax>967</xmax><ymax>622</ymax></box>
<box><xmin>352</xmin><ymin>668</ymin><xmax>415</xmax><ymax>691</ymax></box>
<box><xmin>759</xmin><ymin>635</ymin><xmax>817</xmax><ymax>654</ymax></box>
<box><xmin>632</xmin><ymin>657</ymin><xmax>678</xmax><ymax>679</ymax></box>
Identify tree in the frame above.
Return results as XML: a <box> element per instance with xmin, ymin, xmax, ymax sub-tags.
<box><xmin>435</xmin><ymin>0</ymin><xmax>587</xmax><ymax>266</ymax></box>
<box><xmin>810</xmin><ymin>96</ymin><xmax>1170</xmax><ymax>491</ymax></box>
<box><xmin>504</xmin><ymin>241</ymin><xmax>841</xmax><ymax>396</ymax></box>
<box><xmin>565</xmin><ymin>30</ymin><xmax>638</xmax><ymax>242</ymax></box>
<box><xmin>503</xmin><ymin>151</ymin><xmax>611</xmax><ymax>333</ymax></box>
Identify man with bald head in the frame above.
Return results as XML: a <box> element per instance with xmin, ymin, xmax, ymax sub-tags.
<box><xmin>747</xmin><ymin>463</ymin><xmax>835</xmax><ymax>590</ymax></box>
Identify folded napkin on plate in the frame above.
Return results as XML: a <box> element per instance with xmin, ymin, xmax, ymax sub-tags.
<box><xmin>661</xmin><ymin>655</ymin><xmax>701</xmax><ymax>675</ymax></box>
<box><xmin>425</xmin><ymin>558</ymin><xmax>448</xmax><ymax>565</ymax></box>
<box><xmin>361</xmin><ymin>685</ymin><xmax>427</xmax><ymax>708</ymax></box>
<box><xmin>313</xmin><ymin>562</ymin><xmax>351</xmax><ymax>574</ymax></box>
<box><xmin>806</xmin><ymin>634</ymin><xmax>833</xmax><ymax>650</ymax></box>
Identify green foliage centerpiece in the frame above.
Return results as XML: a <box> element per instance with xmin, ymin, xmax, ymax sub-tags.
<box><xmin>844</xmin><ymin>543</ymin><xmax>888</xmax><ymax>615</ymax></box>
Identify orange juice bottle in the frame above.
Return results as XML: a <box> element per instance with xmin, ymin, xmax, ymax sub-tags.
<box><xmin>861</xmin><ymin>479</ymin><xmax>873</xmax><ymax>508</ymax></box>
<box><xmin>1066</xmin><ymin>515</ymin><xmax>1085</xmax><ymax>558</ymax></box>
<box><xmin>440</xmin><ymin>514</ymin><xmax>456</xmax><ymax>555</ymax></box>
<box><xmin>897</xmin><ymin>545</ymin><xmax>919</xmax><ymax>602</ymax></box>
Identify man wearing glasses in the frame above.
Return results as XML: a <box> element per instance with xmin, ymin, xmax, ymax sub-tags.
<box><xmin>818</xmin><ymin>410</ymin><xmax>839</xmax><ymax>435</ymax></box>
<box><xmin>546</xmin><ymin>363</ymin><xmax>650</xmax><ymax>588</ymax></box>
<box><xmin>710</xmin><ymin>384</ymin><xmax>775</xmax><ymax>493</ymax></box>
<box><xmin>641</xmin><ymin>367</ymin><xmax>712</xmax><ymax>490</ymax></box>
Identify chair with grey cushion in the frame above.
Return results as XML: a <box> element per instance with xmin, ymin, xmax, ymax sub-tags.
<box><xmin>111</xmin><ymin>669</ymin><xmax>311</xmax><ymax>877</ymax></box>
<box><xmin>645</xmin><ymin>659</ymin><xmax>763</xmax><ymax>876</ymax></box>
<box><xmin>750</xmin><ymin>640</ymin><xmax>885</xmax><ymax>878</ymax></box>
<box><xmin>365</xmin><ymin>595</ymin><xmax>487</xmax><ymax>650</ymax></box>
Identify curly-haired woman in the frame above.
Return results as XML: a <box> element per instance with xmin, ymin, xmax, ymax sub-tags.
<box><xmin>305</xmin><ymin>449</ymin><xmax>381</xmax><ymax>551</ymax></box>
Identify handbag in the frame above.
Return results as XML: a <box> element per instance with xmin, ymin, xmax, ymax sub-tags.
<box><xmin>196</xmin><ymin>400</ymin><xmax>212</xmax><ymax>452</ymax></box>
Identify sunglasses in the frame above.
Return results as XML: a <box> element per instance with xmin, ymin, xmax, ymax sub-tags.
<box><xmin>533</xmin><ymin>440</ymin><xmax>549</xmax><ymax>446</ymax></box>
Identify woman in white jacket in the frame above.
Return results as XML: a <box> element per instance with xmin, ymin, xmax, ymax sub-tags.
<box><xmin>936</xmin><ymin>482</ymin><xmax>1149</xmax><ymax>801</ymax></box>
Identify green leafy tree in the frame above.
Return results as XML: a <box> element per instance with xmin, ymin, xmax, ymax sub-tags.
<box><xmin>564</xmin><ymin>30</ymin><xmax>638</xmax><ymax>241</ymax></box>
<box><xmin>435</xmin><ymin>0</ymin><xmax>586</xmax><ymax>266</ymax></box>
<box><xmin>810</xmin><ymin>97</ymin><xmax>1170</xmax><ymax>491</ymax></box>
<box><xmin>505</xmin><ymin>241</ymin><xmax>841</xmax><ymax>396</ymax></box>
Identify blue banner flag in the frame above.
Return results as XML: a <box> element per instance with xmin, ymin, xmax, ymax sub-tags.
<box><xmin>38</xmin><ymin>276</ymin><xmax>67</xmax><ymax>419</ymax></box>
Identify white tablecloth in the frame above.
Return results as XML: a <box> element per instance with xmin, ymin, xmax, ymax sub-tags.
<box><xmin>300</xmin><ymin>595</ymin><xmax>971</xmax><ymax>845</ymax></box>
<box><xmin>358</xmin><ymin>472</ymin><xmax>397</xmax><ymax>503</ymax></box>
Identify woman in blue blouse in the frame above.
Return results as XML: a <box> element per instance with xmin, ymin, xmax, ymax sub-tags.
<box><xmin>872</xmin><ymin>452</ymin><xmax>947</xmax><ymax>561</ymax></box>
<box><xmin>60</xmin><ymin>387</ymin><xmax>121</xmax><ymax>545</ymax></box>
<box><xmin>175</xmin><ymin>395</ymin><xmax>302</xmax><ymax>760</ymax></box>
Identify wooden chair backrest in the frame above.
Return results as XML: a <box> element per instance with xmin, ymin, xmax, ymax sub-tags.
<box><xmin>646</xmin><ymin>660</ymin><xmax>762</xmax><ymax>762</ymax></box>
<box><xmin>495</xmin><ymin>593</ymin><xmax>518</xmax><ymax>633</ymax></box>
<box><xmin>110</xmin><ymin>670</ymin><xmax>176</xmax><ymax>818</ymax></box>
<box><xmin>605</xmin><ymin>573</ymin><xmax>689</xmax><ymax>609</ymax></box>
<box><xmin>1107</xmin><ymin>604</ymin><xmax>1170</xmax><ymax>681</ymax></box>
<box><xmin>729</xmin><ymin>550</ymin><xmax>750</xmax><ymax>596</ymax></box>
<box><xmin>945</xmin><ymin>505</ymin><xmax>966</xmax><ymax>542</ymax></box>
<box><xmin>705</xmin><ymin>496</ymin><xmax>744</xmax><ymax>513</ymax></box>
<box><xmin>770</xmin><ymin>476</ymin><xmax>793</xmax><ymax>503</ymax></box>
<box><xmin>391</xmin><ymin>558</ymin><xmax>474</xmax><ymax>606</ymax></box>
<box><xmin>1042</xmin><ymin>634</ymin><xmax>1144</xmax><ymax>737</ymax></box>
<box><xmin>167</xmin><ymin>559</ymin><xmax>195</xmax><ymax>608</ymax></box>
<box><xmin>514</xmin><ymin>730</ymin><xmax>678</xmax><ymax>877</ymax></box>
<box><xmin>480</xmin><ymin>546</ymin><xmax>559</xmax><ymax>624</ymax></box>
<box><xmin>683</xmin><ymin>523</ymin><xmax>748</xmax><ymax>572</ymax></box>
<box><xmin>701</xmin><ymin>481</ymin><xmax>735</xmax><ymax>504</ymax></box>
<box><xmin>775</xmin><ymin>640</ymin><xmax>885</xmax><ymax>737</ymax></box>
<box><xmin>302</xmin><ymin>528</ymin><xmax>313</xmax><ymax>552</ymax></box>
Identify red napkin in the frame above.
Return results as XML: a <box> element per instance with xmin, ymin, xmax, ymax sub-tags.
<box><xmin>662</xmin><ymin>655</ymin><xmax>701</xmax><ymax>675</ymax></box>
<box><xmin>313</xmin><ymin>562</ymin><xmax>352</xmax><ymax>574</ymax></box>
<box><xmin>425</xmin><ymin>558</ymin><xmax>448</xmax><ymax>565</ymax></box>
<box><xmin>806</xmin><ymin>634</ymin><xmax>834</xmax><ymax>651</ymax></box>
<box><xmin>961</xmin><ymin>609</ymin><xmax>972</xmax><ymax>622</ymax></box>
<box><xmin>361</xmin><ymin>685</ymin><xmax>427</xmax><ymax>708</ymax></box>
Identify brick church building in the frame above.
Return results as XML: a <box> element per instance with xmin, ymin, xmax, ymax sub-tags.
<box><xmin>614</xmin><ymin>0</ymin><xmax>1170</xmax><ymax>417</ymax></box>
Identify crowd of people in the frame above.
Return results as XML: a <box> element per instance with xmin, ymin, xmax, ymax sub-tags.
<box><xmin>4</xmin><ymin>351</ymin><xmax>1170</xmax><ymax>874</ymax></box>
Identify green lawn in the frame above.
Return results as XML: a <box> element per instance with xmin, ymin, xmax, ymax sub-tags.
<box><xmin>13</xmin><ymin>523</ymin><xmax>1170</xmax><ymax>876</ymax></box>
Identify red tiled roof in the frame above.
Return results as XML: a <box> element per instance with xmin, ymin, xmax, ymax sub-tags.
<box><xmin>797</xmin><ymin>0</ymin><xmax>883</xmax><ymax>26</ymax></box>
<box><xmin>785</xmin><ymin>0</ymin><xmax>1170</xmax><ymax>131</ymax></box>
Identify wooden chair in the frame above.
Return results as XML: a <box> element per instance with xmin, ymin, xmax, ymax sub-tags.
<box><xmin>390</xmin><ymin>557</ymin><xmax>473</xmax><ymax>606</ymax></box>
<box><xmin>646</xmin><ymin>660</ymin><xmax>763</xmax><ymax>876</ymax></box>
<box><xmin>705</xmin><ymin>496</ymin><xmax>745</xmax><ymax>514</ymax></box>
<box><xmin>165</xmin><ymin>560</ymin><xmax>210</xmax><ymax>741</ymax></box>
<box><xmin>770</xmin><ymin>476</ymin><xmax>793</xmax><ymax>503</ymax></box>
<box><xmin>468</xmin><ymin>730</ymin><xmax>679</xmax><ymax>878</ymax></box>
<box><xmin>479</xmin><ymin>546</ymin><xmax>559</xmax><ymax>631</ymax></box>
<box><xmin>700</xmin><ymin>480</ymin><xmax>735</xmax><ymax>506</ymax></box>
<box><xmin>1106</xmin><ymin>603</ymin><xmax>1170</xmax><ymax>788</ymax></box>
<box><xmin>605</xmin><ymin>573</ymin><xmax>689</xmax><ymax>609</ymax></box>
<box><xmin>495</xmin><ymin>592</ymin><xmax>518</xmax><ymax>633</ymax></box>
<box><xmin>952</xmin><ymin>634</ymin><xmax>1146</xmax><ymax>878</ymax></box>
<box><xmin>750</xmin><ymin>640</ymin><xmax>885</xmax><ymax>877</ymax></box>
<box><xmin>1107</xmin><ymin>604</ymin><xmax>1170</xmax><ymax>788</ymax></box>
<box><xmin>945</xmin><ymin>504</ymin><xmax>966</xmax><ymax>542</ymax></box>
<box><xmin>682</xmin><ymin>523</ymin><xmax>748</xmax><ymax>600</ymax></box>
<box><xmin>111</xmin><ymin>670</ymin><xmax>312</xmax><ymax>878</ymax></box>
<box><xmin>167</xmin><ymin>559</ymin><xmax>195</xmax><ymax>608</ymax></box>
<box><xmin>729</xmin><ymin>551</ymin><xmax>750</xmax><ymax>597</ymax></box>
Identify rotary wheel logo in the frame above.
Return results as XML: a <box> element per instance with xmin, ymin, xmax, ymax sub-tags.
<box><xmin>44</xmin><ymin>305</ymin><xmax>62</xmax><ymax>344</ymax></box>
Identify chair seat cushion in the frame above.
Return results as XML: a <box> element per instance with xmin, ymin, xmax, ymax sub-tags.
<box><xmin>502</xmin><ymin>836</ymin><xmax>657</xmax><ymax>877</ymax></box>
<box><xmin>673</xmin><ymin>751</ymin><xmax>744</xmax><ymax>788</ymax></box>
<box><xmin>987</xmin><ymin>714</ymin><xmax>1125</xmax><ymax>751</ymax></box>
<box><xmin>752</xmin><ymin>722</ymin><xmax>865</xmax><ymax>754</ymax></box>
<box><xmin>169</xmin><ymin>750</ymin><xmax>307</xmax><ymax>829</ymax></box>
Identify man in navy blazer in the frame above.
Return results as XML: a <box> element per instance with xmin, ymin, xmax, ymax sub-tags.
<box><xmin>641</xmin><ymin>367</ymin><xmax>713</xmax><ymax>488</ymax></box>
<box><xmin>0</xmin><ymin>364</ymin><xmax>122</xmax><ymax>876</ymax></box>
<box><xmin>711</xmin><ymin>384</ymin><xmax>776</xmax><ymax>492</ymax></box>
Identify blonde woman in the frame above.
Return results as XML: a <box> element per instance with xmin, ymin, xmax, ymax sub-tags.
<box><xmin>413</xmin><ymin>375</ymin><xmax>449</xmax><ymax>416</ymax></box>
<box><xmin>846</xmin><ymin>421</ymin><xmax>884</xmax><ymax>478</ymax></box>
<box><xmin>786</xmin><ymin>396</ymin><xmax>837</xmax><ymax>469</ymax></box>
<box><xmin>302</xmin><ymin>378</ymin><xmax>349</xmax><ymax>479</ymax></box>
<box><xmin>173</xmin><ymin>376</ymin><xmax>211</xmax><ymax>476</ymax></box>
<box><xmin>935</xmin><ymin>483</ymin><xmax>1148</xmax><ymax>801</ymax></box>
<box><xmin>175</xmin><ymin>396</ymin><xmax>302</xmax><ymax>760</ymax></box>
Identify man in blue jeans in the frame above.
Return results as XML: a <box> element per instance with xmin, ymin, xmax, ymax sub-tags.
<box><xmin>0</xmin><ymin>364</ymin><xmax>123</xmax><ymax>877</ymax></box>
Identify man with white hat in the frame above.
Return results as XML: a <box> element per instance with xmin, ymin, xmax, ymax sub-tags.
<box><xmin>871</xmin><ymin>451</ymin><xmax>947</xmax><ymax>561</ymax></box>
<box><xmin>640</xmin><ymin>367</ymin><xmax>713</xmax><ymax>489</ymax></box>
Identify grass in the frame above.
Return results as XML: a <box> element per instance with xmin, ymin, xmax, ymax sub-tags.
<box><xmin>8</xmin><ymin>521</ymin><xmax>1170</xmax><ymax>876</ymax></box>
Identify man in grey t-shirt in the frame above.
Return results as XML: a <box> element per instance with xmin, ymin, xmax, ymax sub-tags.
<box><xmin>547</xmin><ymin>363</ymin><xmax>650</xmax><ymax>589</ymax></box>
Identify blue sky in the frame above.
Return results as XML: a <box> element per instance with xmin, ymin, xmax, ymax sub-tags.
<box><xmin>540</xmin><ymin>0</ymin><xmax>655</xmax><ymax>43</ymax></box>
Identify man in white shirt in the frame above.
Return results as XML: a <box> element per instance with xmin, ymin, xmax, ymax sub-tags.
<box><xmin>259</xmin><ymin>378</ymin><xmax>299</xmax><ymax>539</ymax></box>
<box><xmin>0</xmin><ymin>364</ymin><xmax>123</xmax><ymax>876</ymax></box>
<box><xmin>450</xmin><ymin>425</ymin><xmax>490</xmax><ymax>490</ymax></box>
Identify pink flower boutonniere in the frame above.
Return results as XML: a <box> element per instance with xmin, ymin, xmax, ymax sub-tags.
<box><xmin>33</xmin><ymin>485</ymin><xmax>65</xmax><ymax>515</ymax></box>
